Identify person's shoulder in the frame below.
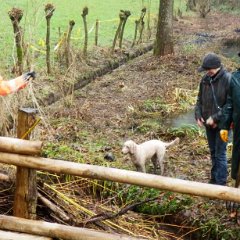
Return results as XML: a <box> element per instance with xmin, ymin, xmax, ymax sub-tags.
<box><xmin>230</xmin><ymin>69</ymin><xmax>240</xmax><ymax>84</ymax></box>
<box><xmin>201</xmin><ymin>74</ymin><xmax>209</xmax><ymax>83</ymax></box>
<box><xmin>219</xmin><ymin>68</ymin><xmax>231</xmax><ymax>84</ymax></box>
<box><xmin>224</xmin><ymin>71</ymin><xmax>232</xmax><ymax>81</ymax></box>
<box><xmin>232</xmin><ymin>69</ymin><xmax>240</xmax><ymax>77</ymax></box>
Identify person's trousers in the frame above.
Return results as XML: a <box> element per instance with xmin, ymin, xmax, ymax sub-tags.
<box><xmin>206</xmin><ymin>127</ymin><xmax>228</xmax><ymax>185</ymax></box>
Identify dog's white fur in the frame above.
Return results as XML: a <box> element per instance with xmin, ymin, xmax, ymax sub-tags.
<box><xmin>122</xmin><ymin>138</ymin><xmax>180</xmax><ymax>174</ymax></box>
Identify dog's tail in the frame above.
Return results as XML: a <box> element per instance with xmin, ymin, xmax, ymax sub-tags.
<box><xmin>164</xmin><ymin>137</ymin><xmax>180</xmax><ymax>148</ymax></box>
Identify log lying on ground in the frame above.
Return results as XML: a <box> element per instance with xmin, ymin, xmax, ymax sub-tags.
<box><xmin>0</xmin><ymin>230</ymin><xmax>52</xmax><ymax>240</ymax></box>
<box><xmin>0</xmin><ymin>215</ymin><xmax>145</xmax><ymax>240</ymax></box>
<box><xmin>0</xmin><ymin>152</ymin><xmax>240</xmax><ymax>203</ymax></box>
<box><xmin>38</xmin><ymin>192</ymin><xmax>70</xmax><ymax>222</ymax></box>
<box><xmin>0</xmin><ymin>137</ymin><xmax>42</xmax><ymax>155</ymax></box>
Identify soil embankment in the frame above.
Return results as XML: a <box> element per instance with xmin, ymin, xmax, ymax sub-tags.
<box><xmin>40</xmin><ymin>11</ymin><xmax>240</xmax><ymax>239</ymax></box>
<box><xmin>2</xmin><ymin>10</ymin><xmax>240</xmax><ymax>240</ymax></box>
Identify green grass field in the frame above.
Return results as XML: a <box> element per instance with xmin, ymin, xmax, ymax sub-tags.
<box><xmin>0</xmin><ymin>0</ymin><xmax>186</xmax><ymax>72</ymax></box>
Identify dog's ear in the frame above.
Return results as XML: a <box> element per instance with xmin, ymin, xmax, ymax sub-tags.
<box><xmin>127</xmin><ymin>140</ymin><xmax>136</xmax><ymax>154</ymax></box>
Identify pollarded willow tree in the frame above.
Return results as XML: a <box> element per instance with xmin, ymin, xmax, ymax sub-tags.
<box><xmin>154</xmin><ymin>0</ymin><xmax>174</xmax><ymax>56</ymax></box>
<box><xmin>45</xmin><ymin>3</ymin><xmax>55</xmax><ymax>74</ymax></box>
<box><xmin>82</xmin><ymin>7</ymin><xmax>89</xmax><ymax>57</ymax></box>
<box><xmin>186</xmin><ymin>0</ymin><xmax>197</xmax><ymax>11</ymax></box>
<box><xmin>8</xmin><ymin>8</ymin><xmax>24</xmax><ymax>75</ymax></box>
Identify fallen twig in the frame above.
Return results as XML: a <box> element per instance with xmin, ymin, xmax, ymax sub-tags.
<box><xmin>84</xmin><ymin>196</ymin><xmax>159</xmax><ymax>225</ymax></box>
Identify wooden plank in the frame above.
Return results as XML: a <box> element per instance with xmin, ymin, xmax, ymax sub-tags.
<box><xmin>1</xmin><ymin>152</ymin><xmax>240</xmax><ymax>203</ymax></box>
<box><xmin>0</xmin><ymin>137</ymin><xmax>42</xmax><ymax>155</ymax></box>
<box><xmin>0</xmin><ymin>215</ymin><xmax>144</xmax><ymax>240</ymax></box>
<box><xmin>0</xmin><ymin>230</ymin><xmax>52</xmax><ymax>240</ymax></box>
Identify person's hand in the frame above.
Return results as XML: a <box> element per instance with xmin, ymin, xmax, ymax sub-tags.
<box><xmin>206</xmin><ymin>116</ymin><xmax>217</xmax><ymax>128</ymax></box>
<box><xmin>197</xmin><ymin>117</ymin><xmax>205</xmax><ymax>127</ymax></box>
<box><xmin>206</xmin><ymin>116</ymin><xmax>214</xmax><ymax>125</ymax></box>
<box><xmin>220</xmin><ymin>130</ymin><xmax>228</xmax><ymax>142</ymax></box>
<box><xmin>23</xmin><ymin>71</ymin><xmax>36</xmax><ymax>81</ymax></box>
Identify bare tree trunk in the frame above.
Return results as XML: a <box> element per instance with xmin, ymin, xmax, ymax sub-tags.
<box><xmin>112</xmin><ymin>11</ymin><xmax>125</xmax><ymax>53</ymax></box>
<box><xmin>65</xmin><ymin>20</ymin><xmax>75</xmax><ymax>68</ymax></box>
<box><xmin>137</xmin><ymin>7</ymin><xmax>146</xmax><ymax>44</ymax></box>
<box><xmin>146</xmin><ymin>0</ymin><xmax>152</xmax><ymax>40</ymax></box>
<box><xmin>198</xmin><ymin>0</ymin><xmax>211</xmax><ymax>18</ymax></box>
<box><xmin>82</xmin><ymin>7</ymin><xmax>89</xmax><ymax>57</ymax></box>
<box><xmin>119</xmin><ymin>10</ymin><xmax>131</xmax><ymax>48</ymax></box>
<box><xmin>132</xmin><ymin>20</ymin><xmax>139</xmax><ymax>47</ymax></box>
<box><xmin>45</xmin><ymin>4</ymin><xmax>55</xmax><ymax>74</ymax></box>
<box><xmin>154</xmin><ymin>0</ymin><xmax>174</xmax><ymax>56</ymax></box>
<box><xmin>8</xmin><ymin>8</ymin><xmax>24</xmax><ymax>75</ymax></box>
<box><xmin>186</xmin><ymin>0</ymin><xmax>197</xmax><ymax>11</ymax></box>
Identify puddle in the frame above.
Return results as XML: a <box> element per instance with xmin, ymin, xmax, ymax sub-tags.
<box><xmin>222</xmin><ymin>45</ymin><xmax>240</xmax><ymax>63</ymax></box>
<box><xmin>166</xmin><ymin>108</ymin><xmax>196</xmax><ymax>128</ymax></box>
<box><xmin>222</xmin><ymin>39</ymin><xmax>240</xmax><ymax>63</ymax></box>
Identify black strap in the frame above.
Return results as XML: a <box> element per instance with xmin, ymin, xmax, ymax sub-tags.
<box><xmin>210</xmin><ymin>80</ymin><xmax>221</xmax><ymax>110</ymax></box>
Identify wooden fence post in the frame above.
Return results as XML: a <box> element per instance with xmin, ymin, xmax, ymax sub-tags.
<box><xmin>13</xmin><ymin>108</ymin><xmax>39</xmax><ymax>219</ymax></box>
<box><xmin>95</xmin><ymin>19</ymin><xmax>99</xmax><ymax>46</ymax></box>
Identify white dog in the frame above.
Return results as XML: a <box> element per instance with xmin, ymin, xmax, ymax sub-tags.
<box><xmin>122</xmin><ymin>138</ymin><xmax>180</xmax><ymax>174</ymax></box>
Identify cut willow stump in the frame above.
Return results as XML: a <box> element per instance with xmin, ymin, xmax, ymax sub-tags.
<box><xmin>45</xmin><ymin>4</ymin><xmax>55</xmax><ymax>74</ymax></box>
<box><xmin>13</xmin><ymin>108</ymin><xmax>40</xmax><ymax>219</ymax></box>
<box><xmin>8</xmin><ymin>8</ymin><xmax>23</xmax><ymax>75</ymax></box>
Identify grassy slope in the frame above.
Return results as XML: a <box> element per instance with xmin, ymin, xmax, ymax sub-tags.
<box><xmin>0</xmin><ymin>1</ymin><xmax>157</xmax><ymax>64</ymax></box>
<box><xmin>0</xmin><ymin>0</ymin><xmax>187</xmax><ymax>72</ymax></box>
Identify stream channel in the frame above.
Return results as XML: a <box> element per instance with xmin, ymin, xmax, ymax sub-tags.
<box><xmin>166</xmin><ymin>108</ymin><xmax>195</xmax><ymax>128</ymax></box>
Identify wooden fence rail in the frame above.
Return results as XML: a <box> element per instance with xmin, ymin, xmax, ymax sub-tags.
<box><xmin>1</xmin><ymin>136</ymin><xmax>240</xmax><ymax>239</ymax></box>
<box><xmin>0</xmin><ymin>229</ymin><xmax>52</xmax><ymax>240</ymax></box>
<box><xmin>0</xmin><ymin>137</ymin><xmax>42</xmax><ymax>155</ymax></box>
<box><xmin>0</xmin><ymin>215</ymin><xmax>143</xmax><ymax>240</ymax></box>
<box><xmin>1</xmin><ymin>151</ymin><xmax>240</xmax><ymax>203</ymax></box>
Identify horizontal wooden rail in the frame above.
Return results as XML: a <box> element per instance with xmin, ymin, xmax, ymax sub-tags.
<box><xmin>0</xmin><ymin>230</ymin><xmax>52</xmax><ymax>240</ymax></box>
<box><xmin>0</xmin><ymin>215</ymin><xmax>144</xmax><ymax>240</ymax></box>
<box><xmin>0</xmin><ymin>137</ymin><xmax>42</xmax><ymax>156</ymax></box>
<box><xmin>1</xmin><ymin>152</ymin><xmax>240</xmax><ymax>203</ymax></box>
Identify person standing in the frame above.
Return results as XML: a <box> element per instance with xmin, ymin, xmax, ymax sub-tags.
<box><xmin>195</xmin><ymin>53</ymin><xmax>231</xmax><ymax>185</ymax></box>
<box><xmin>219</xmin><ymin>60</ymin><xmax>240</xmax><ymax>219</ymax></box>
<box><xmin>219</xmin><ymin>65</ymin><xmax>240</xmax><ymax>188</ymax></box>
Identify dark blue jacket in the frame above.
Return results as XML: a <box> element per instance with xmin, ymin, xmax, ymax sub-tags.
<box><xmin>220</xmin><ymin>70</ymin><xmax>240</xmax><ymax>180</ymax></box>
